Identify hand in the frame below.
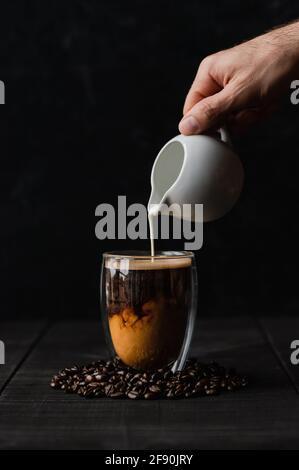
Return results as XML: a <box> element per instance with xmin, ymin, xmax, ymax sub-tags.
<box><xmin>179</xmin><ymin>22</ymin><xmax>299</xmax><ymax>134</ymax></box>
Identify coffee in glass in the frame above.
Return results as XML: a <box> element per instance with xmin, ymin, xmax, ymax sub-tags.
<box><xmin>101</xmin><ymin>251</ymin><xmax>197</xmax><ymax>371</ymax></box>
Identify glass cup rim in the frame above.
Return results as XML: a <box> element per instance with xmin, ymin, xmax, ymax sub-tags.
<box><xmin>103</xmin><ymin>250</ymin><xmax>194</xmax><ymax>260</ymax></box>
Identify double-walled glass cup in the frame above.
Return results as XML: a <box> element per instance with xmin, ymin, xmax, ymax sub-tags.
<box><xmin>101</xmin><ymin>251</ymin><xmax>198</xmax><ymax>372</ymax></box>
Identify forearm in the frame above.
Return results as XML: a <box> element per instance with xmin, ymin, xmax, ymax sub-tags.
<box><xmin>250</xmin><ymin>21</ymin><xmax>299</xmax><ymax>69</ymax></box>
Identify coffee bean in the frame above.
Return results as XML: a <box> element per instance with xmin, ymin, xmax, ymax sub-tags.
<box><xmin>174</xmin><ymin>386</ymin><xmax>184</xmax><ymax>397</ymax></box>
<box><xmin>181</xmin><ymin>374</ymin><xmax>190</xmax><ymax>381</ymax></box>
<box><xmin>241</xmin><ymin>377</ymin><xmax>248</xmax><ymax>386</ymax></box>
<box><xmin>84</xmin><ymin>388</ymin><xmax>96</xmax><ymax>398</ymax></box>
<box><xmin>209</xmin><ymin>383</ymin><xmax>219</xmax><ymax>390</ymax></box>
<box><xmin>144</xmin><ymin>392</ymin><xmax>158</xmax><ymax>400</ymax></box>
<box><xmin>105</xmin><ymin>384</ymin><xmax>114</xmax><ymax>396</ymax></box>
<box><xmin>88</xmin><ymin>382</ymin><xmax>100</xmax><ymax>389</ymax></box>
<box><xmin>149</xmin><ymin>385</ymin><xmax>161</xmax><ymax>394</ymax></box>
<box><xmin>150</xmin><ymin>373</ymin><xmax>158</xmax><ymax>382</ymax></box>
<box><xmin>130</xmin><ymin>373</ymin><xmax>141</xmax><ymax>383</ymax></box>
<box><xmin>110</xmin><ymin>391</ymin><xmax>124</xmax><ymax>398</ymax></box>
<box><xmin>50</xmin><ymin>357</ymin><xmax>248</xmax><ymax>400</ymax></box>
<box><xmin>206</xmin><ymin>388</ymin><xmax>218</xmax><ymax>396</ymax></box>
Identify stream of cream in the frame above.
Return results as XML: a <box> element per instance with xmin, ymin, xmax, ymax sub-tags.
<box><xmin>148</xmin><ymin>205</ymin><xmax>159</xmax><ymax>258</ymax></box>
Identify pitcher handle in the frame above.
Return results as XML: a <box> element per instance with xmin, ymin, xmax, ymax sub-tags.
<box><xmin>219</xmin><ymin>126</ymin><xmax>232</xmax><ymax>148</ymax></box>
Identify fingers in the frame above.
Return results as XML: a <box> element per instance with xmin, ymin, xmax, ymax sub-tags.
<box><xmin>183</xmin><ymin>57</ymin><xmax>222</xmax><ymax>115</ymax></box>
<box><xmin>179</xmin><ymin>84</ymin><xmax>236</xmax><ymax>135</ymax></box>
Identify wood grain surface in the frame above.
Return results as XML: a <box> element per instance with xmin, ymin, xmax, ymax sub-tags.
<box><xmin>0</xmin><ymin>316</ymin><xmax>299</xmax><ymax>450</ymax></box>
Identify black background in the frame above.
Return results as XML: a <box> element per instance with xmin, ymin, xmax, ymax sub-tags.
<box><xmin>1</xmin><ymin>0</ymin><xmax>299</xmax><ymax>320</ymax></box>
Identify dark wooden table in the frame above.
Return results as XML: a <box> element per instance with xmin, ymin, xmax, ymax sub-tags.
<box><xmin>0</xmin><ymin>316</ymin><xmax>299</xmax><ymax>450</ymax></box>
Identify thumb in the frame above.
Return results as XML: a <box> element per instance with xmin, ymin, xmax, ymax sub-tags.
<box><xmin>179</xmin><ymin>85</ymin><xmax>237</xmax><ymax>135</ymax></box>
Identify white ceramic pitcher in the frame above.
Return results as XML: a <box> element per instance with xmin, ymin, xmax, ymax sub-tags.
<box><xmin>148</xmin><ymin>129</ymin><xmax>244</xmax><ymax>222</ymax></box>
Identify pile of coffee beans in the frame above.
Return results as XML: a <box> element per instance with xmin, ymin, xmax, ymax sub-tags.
<box><xmin>50</xmin><ymin>357</ymin><xmax>248</xmax><ymax>399</ymax></box>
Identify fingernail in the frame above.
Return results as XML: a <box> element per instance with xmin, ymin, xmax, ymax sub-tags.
<box><xmin>179</xmin><ymin>115</ymin><xmax>200</xmax><ymax>135</ymax></box>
